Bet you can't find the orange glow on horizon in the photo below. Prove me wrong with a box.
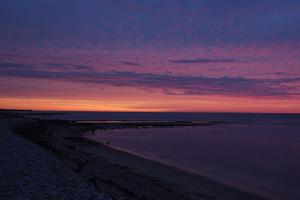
[1,96,300,114]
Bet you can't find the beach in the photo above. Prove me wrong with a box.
[2,1,300,199]
[0,112,270,200]
[0,118,109,200]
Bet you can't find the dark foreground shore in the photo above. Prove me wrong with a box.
[3,114,269,200]
[0,119,109,199]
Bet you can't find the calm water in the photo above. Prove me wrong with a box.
[87,124,300,200]
[34,111,300,199]
[34,111,300,125]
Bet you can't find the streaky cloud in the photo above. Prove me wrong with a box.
[44,62,92,70]
[273,72,291,76]
[168,58,240,64]
[121,61,142,66]
[0,62,34,68]
[0,63,299,97]
[0,54,32,58]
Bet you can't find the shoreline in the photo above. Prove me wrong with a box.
[84,130,275,200]
[0,118,110,199]
[9,116,270,200]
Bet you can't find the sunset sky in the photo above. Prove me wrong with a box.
[1,0,300,113]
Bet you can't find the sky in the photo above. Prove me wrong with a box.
[0,0,300,113]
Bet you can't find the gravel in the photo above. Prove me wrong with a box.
[0,120,111,200]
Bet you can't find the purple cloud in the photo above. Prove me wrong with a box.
[168,58,240,64]
[0,62,34,69]
[121,61,142,66]
[0,62,299,97]
[1,0,299,49]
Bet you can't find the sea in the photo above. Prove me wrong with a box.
[33,111,300,200]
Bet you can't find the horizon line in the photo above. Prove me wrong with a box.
[1,108,300,115]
